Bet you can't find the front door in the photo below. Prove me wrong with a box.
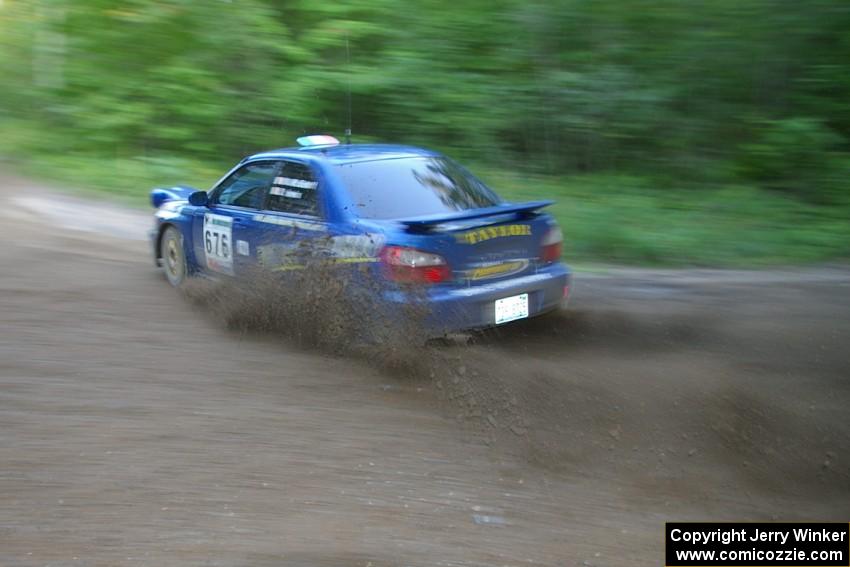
[193,160,279,277]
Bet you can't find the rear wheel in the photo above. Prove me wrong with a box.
[160,226,187,287]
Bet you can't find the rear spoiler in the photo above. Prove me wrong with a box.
[398,200,554,232]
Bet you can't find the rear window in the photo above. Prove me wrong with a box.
[335,157,501,220]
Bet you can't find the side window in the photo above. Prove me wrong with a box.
[264,161,319,217]
[212,162,278,209]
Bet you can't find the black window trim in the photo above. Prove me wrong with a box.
[208,159,282,212]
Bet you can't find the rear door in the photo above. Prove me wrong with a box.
[252,160,329,272]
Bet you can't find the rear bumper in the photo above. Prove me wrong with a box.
[384,263,571,333]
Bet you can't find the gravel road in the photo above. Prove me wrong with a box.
[2,172,848,566]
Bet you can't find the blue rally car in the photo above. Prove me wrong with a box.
[150,136,570,333]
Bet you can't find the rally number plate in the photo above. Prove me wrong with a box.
[495,293,529,325]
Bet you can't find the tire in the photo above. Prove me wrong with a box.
[160,226,187,287]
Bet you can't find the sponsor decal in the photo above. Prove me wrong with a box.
[257,234,384,272]
[256,242,299,269]
[329,234,385,259]
[273,176,317,190]
[466,260,528,281]
[253,214,327,232]
[456,224,531,245]
[270,186,303,199]
[203,213,233,275]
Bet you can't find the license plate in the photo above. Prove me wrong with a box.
[494,293,529,325]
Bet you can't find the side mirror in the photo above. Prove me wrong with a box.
[188,191,209,206]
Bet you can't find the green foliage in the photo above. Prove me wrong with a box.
[1,0,849,264]
[738,118,846,203]
[490,172,850,266]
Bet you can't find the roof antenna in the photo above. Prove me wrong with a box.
[345,33,352,145]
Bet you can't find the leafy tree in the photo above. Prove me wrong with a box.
[0,0,847,202]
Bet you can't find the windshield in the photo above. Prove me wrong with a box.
[335,157,501,219]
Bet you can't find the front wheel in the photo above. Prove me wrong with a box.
[160,226,187,287]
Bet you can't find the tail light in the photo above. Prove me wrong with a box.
[379,246,451,284]
[541,225,563,263]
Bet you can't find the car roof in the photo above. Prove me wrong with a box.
[246,143,440,165]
